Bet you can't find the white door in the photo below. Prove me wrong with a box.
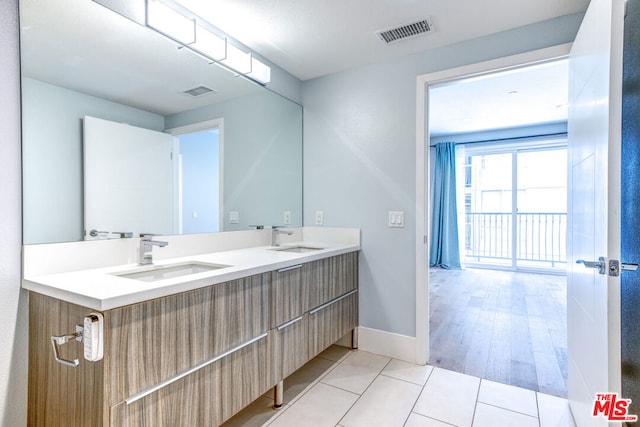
[83,116,174,240]
[567,0,624,425]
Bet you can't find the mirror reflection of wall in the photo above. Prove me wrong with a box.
[20,0,303,245]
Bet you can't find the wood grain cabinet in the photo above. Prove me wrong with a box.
[270,264,308,329]
[272,314,309,381]
[308,251,358,309]
[28,273,271,427]
[28,250,358,427]
[271,252,359,385]
[309,290,359,358]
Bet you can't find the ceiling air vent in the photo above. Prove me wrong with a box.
[183,85,216,97]
[376,18,434,44]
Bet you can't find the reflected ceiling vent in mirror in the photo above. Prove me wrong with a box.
[183,85,217,97]
[376,18,434,44]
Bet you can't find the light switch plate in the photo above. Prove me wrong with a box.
[388,211,404,228]
[315,211,324,226]
[284,211,291,225]
[229,211,239,224]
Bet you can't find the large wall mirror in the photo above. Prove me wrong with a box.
[20,0,303,244]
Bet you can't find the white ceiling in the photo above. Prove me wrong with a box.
[429,60,569,136]
[175,0,588,81]
[20,0,263,116]
[20,0,581,131]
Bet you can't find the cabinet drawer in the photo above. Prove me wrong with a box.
[271,264,308,328]
[308,252,358,309]
[110,334,271,427]
[106,273,270,405]
[309,291,358,358]
[272,314,309,381]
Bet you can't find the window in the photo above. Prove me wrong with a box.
[460,142,567,272]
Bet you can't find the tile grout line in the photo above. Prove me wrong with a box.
[402,363,438,426]
[286,348,354,407]
[263,349,355,427]
[334,356,394,426]
[469,377,484,426]
[536,391,542,427]
[475,400,540,420]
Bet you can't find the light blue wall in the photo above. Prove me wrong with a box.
[302,13,583,337]
[166,90,303,231]
[22,78,165,243]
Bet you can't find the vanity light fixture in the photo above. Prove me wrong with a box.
[221,42,252,74]
[190,23,227,61]
[142,0,271,84]
[146,0,195,45]
[248,57,272,85]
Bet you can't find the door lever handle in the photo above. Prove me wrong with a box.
[576,257,606,274]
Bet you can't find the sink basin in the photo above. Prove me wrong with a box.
[271,245,324,253]
[114,262,230,282]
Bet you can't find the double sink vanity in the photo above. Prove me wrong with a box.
[23,227,360,426]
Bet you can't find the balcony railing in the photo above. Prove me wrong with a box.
[464,212,567,268]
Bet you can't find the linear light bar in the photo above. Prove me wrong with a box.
[141,0,270,85]
[248,57,271,84]
[190,24,227,61]
[221,43,252,74]
[146,0,195,45]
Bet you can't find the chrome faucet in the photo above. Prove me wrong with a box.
[271,226,293,246]
[139,234,168,265]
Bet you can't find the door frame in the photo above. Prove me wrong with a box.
[415,43,572,365]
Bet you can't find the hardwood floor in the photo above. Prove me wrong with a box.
[429,268,567,397]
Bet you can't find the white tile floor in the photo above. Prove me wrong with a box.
[222,346,577,427]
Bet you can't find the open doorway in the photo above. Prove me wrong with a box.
[166,118,224,234]
[425,57,569,397]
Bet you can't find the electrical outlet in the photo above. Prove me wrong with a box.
[283,210,291,225]
[315,210,324,225]
[229,211,239,224]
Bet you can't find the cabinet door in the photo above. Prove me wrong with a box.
[110,335,271,427]
[106,273,270,405]
[272,314,309,381]
[308,252,359,309]
[309,291,358,358]
[271,264,308,328]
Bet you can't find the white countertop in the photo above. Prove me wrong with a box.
[22,241,360,311]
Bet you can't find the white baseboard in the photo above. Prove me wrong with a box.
[357,326,418,364]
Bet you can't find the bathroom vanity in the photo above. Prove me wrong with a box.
[24,229,359,426]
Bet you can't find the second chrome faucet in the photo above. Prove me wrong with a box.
[271,226,293,246]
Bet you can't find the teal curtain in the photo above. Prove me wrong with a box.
[430,142,461,269]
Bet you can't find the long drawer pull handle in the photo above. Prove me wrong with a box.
[277,264,303,273]
[277,316,304,331]
[125,332,268,405]
[310,290,358,315]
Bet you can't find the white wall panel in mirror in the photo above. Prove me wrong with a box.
[83,116,174,240]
